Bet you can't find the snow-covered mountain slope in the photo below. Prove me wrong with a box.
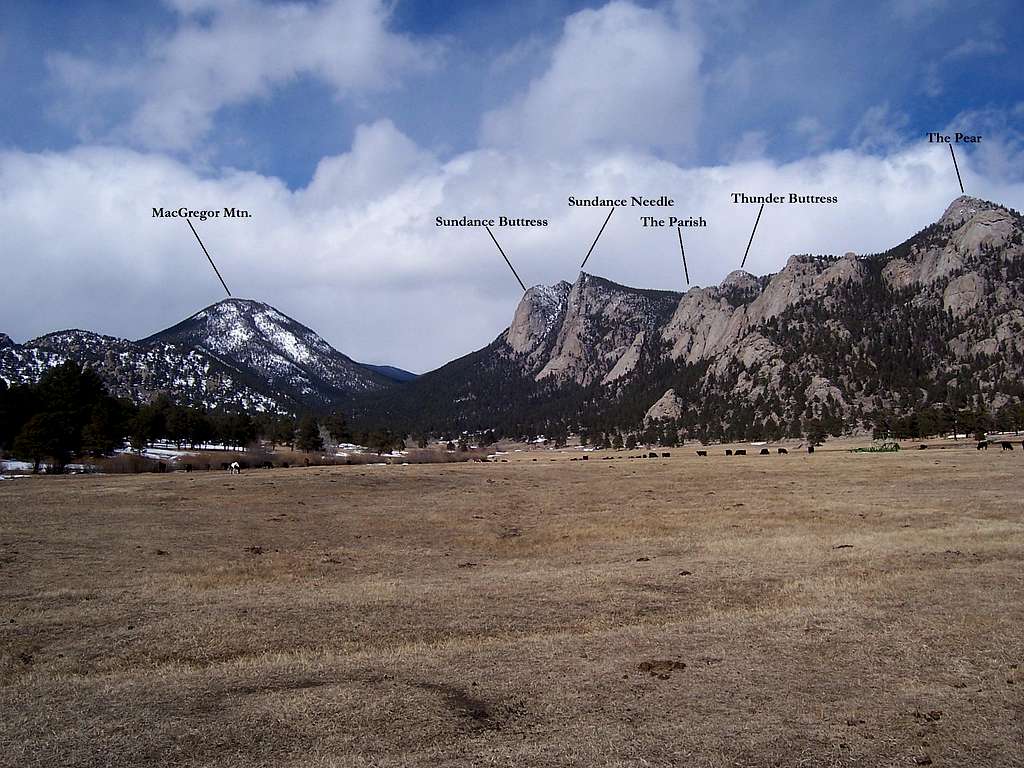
[143,298,389,406]
[2,300,395,412]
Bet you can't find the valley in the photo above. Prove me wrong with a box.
[2,444,1021,766]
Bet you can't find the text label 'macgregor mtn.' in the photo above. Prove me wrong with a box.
[362,195,1024,438]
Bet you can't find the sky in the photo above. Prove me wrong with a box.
[1,0,1023,372]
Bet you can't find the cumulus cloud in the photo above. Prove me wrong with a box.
[7,0,1024,373]
[3,125,1023,372]
[47,0,442,150]
[480,1,702,157]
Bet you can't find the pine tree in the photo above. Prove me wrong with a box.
[295,416,324,453]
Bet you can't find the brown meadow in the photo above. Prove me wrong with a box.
[2,443,1022,766]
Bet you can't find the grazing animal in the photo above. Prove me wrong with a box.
[725,449,733,456]
[735,449,746,456]
[229,461,241,474]
[696,450,707,456]
[777,448,788,455]
[661,452,670,458]
[1001,441,1014,451]
[184,463,193,473]
[759,448,770,455]
[918,444,928,450]
[648,452,658,459]
[807,446,814,454]
[977,441,988,450]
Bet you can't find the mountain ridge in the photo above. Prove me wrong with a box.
[3,194,1022,439]
[1,298,397,413]
[357,194,1024,439]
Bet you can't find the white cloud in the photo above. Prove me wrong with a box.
[2,126,1023,372]
[480,1,702,157]
[850,103,911,153]
[9,0,1024,374]
[47,0,442,150]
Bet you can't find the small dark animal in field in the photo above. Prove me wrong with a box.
[1002,441,1014,451]
[184,463,193,473]
[734,449,746,456]
[807,446,814,454]
[648,452,658,459]
[977,441,988,450]
[759,448,770,455]
[777,448,788,455]
[725,449,732,456]
[662,452,670,458]
[154,461,167,473]
[696,450,707,456]
[581,455,588,460]
[918,444,929,450]
[281,462,289,468]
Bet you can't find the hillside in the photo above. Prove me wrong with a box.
[358,195,1024,439]
[1,299,394,413]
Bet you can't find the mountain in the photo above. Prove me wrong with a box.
[1,299,394,412]
[358,364,419,383]
[143,298,390,407]
[359,195,1024,439]
[5,195,1022,436]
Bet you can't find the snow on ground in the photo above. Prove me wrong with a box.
[1,460,33,471]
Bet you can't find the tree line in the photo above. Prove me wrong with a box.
[0,361,408,472]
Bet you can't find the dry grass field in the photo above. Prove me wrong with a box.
[2,443,1023,767]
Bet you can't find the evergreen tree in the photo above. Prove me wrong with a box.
[322,412,351,444]
[13,413,66,473]
[295,416,324,453]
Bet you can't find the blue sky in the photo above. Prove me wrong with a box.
[1,0,1023,370]
[4,0,1020,184]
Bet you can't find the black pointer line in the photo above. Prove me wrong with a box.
[579,206,616,270]
[740,203,765,270]
[677,227,689,286]
[484,224,527,292]
[186,218,232,297]
[949,144,965,194]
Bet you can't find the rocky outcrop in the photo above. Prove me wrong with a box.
[883,196,1019,291]
[505,281,571,361]
[534,274,677,386]
[644,389,685,422]
[484,196,1022,412]
[943,272,986,317]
